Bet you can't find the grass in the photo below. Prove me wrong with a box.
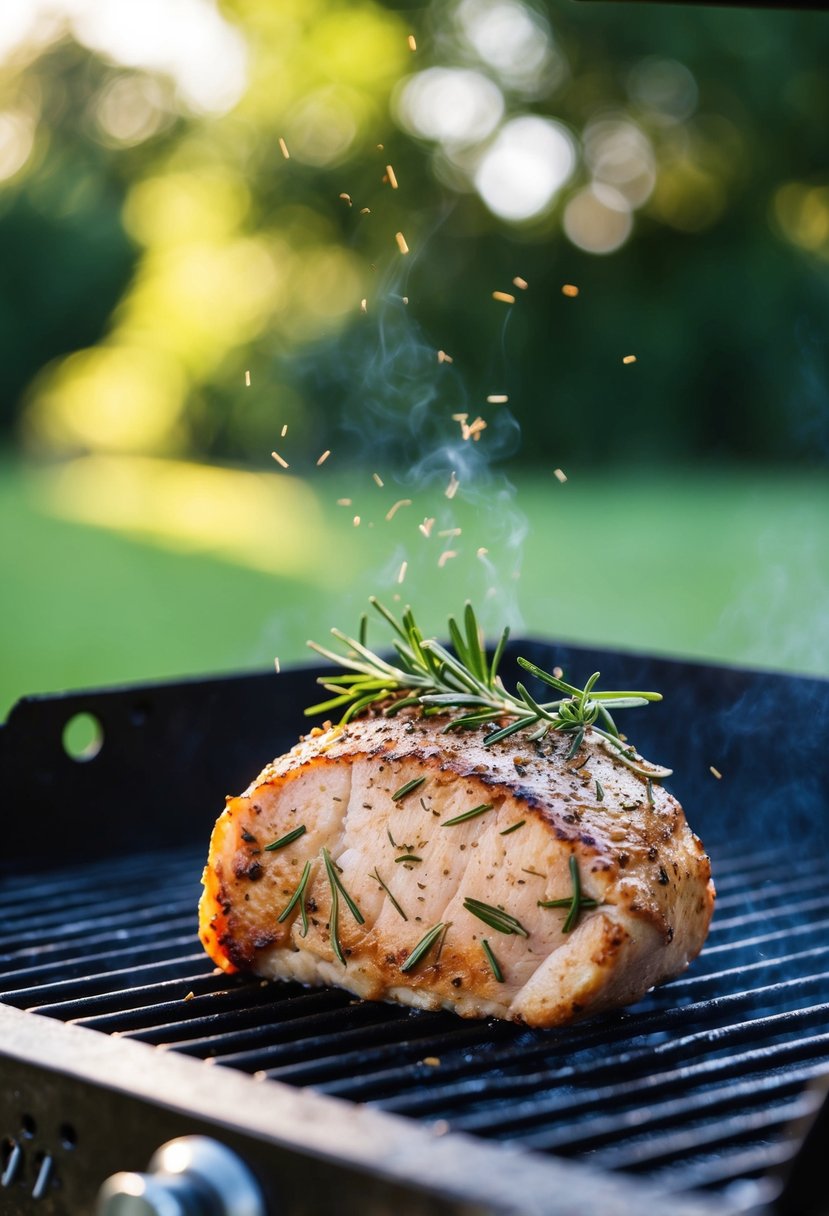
[1,452,827,719]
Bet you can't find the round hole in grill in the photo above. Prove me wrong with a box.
[62,712,104,762]
[59,1123,77,1150]
[21,1114,36,1138]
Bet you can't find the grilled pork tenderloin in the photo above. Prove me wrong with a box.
[199,709,714,1027]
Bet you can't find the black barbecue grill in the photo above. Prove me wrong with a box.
[1,641,827,1216]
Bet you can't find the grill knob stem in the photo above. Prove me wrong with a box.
[96,1136,266,1216]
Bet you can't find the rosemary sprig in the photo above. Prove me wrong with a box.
[401,922,446,973]
[392,776,427,802]
[463,897,528,938]
[481,938,503,982]
[277,860,312,936]
[537,856,600,933]
[264,824,307,852]
[306,600,670,779]
[442,803,493,827]
[370,868,407,920]
[322,847,364,965]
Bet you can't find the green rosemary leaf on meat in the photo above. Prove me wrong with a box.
[442,802,493,827]
[595,779,604,802]
[322,848,364,963]
[392,776,427,802]
[395,854,422,864]
[463,897,528,938]
[264,824,307,852]
[277,860,312,936]
[387,827,397,848]
[500,820,526,836]
[370,868,407,920]
[537,856,599,933]
[307,599,669,777]
[481,938,503,982]
[401,922,446,973]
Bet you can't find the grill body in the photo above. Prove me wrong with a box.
[1,641,827,1215]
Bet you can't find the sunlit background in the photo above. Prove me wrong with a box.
[1,0,828,716]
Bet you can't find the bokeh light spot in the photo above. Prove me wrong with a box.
[563,184,633,254]
[474,115,576,222]
[396,68,504,147]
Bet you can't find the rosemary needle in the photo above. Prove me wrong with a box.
[595,780,604,802]
[277,860,312,936]
[401,922,445,973]
[500,820,526,836]
[371,868,407,920]
[482,938,503,982]
[306,599,670,781]
[395,854,422,864]
[322,848,364,964]
[537,856,599,933]
[392,776,427,802]
[264,824,307,851]
[463,897,528,937]
[442,803,493,827]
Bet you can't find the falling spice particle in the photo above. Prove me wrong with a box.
[337,498,352,506]
[245,370,251,387]
[386,164,399,189]
[360,298,367,313]
[513,276,528,290]
[397,560,408,585]
[278,137,290,159]
[408,33,417,50]
[438,528,461,538]
[554,468,568,483]
[183,991,195,1001]
[274,657,281,674]
[562,284,579,298]
[395,231,409,255]
[553,666,563,679]
[477,547,489,559]
[339,192,352,206]
[710,766,723,779]
[419,517,435,538]
[623,354,637,365]
[360,207,371,215]
[492,290,516,304]
[487,394,508,404]
[372,472,384,488]
[271,451,289,469]
[438,550,458,568]
[461,416,487,441]
[402,296,409,305]
[423,1057,441,1067]
[353,516,361,527]
[385,498,412,521]
[317,450,331,466]
[445,471,460,499]
[437,349,454,364]
[281,424,288,437]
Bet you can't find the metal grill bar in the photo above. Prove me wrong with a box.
[2,836,828,1212]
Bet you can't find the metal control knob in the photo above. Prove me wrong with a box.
[97,1136,266,1216]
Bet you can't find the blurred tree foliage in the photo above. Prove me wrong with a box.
[0,0,827,468]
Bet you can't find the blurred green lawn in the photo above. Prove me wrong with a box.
[1,453,827,719]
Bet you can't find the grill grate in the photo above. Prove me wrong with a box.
[2,836,827,1208]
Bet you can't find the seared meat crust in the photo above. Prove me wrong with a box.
[199,711,714,1026]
